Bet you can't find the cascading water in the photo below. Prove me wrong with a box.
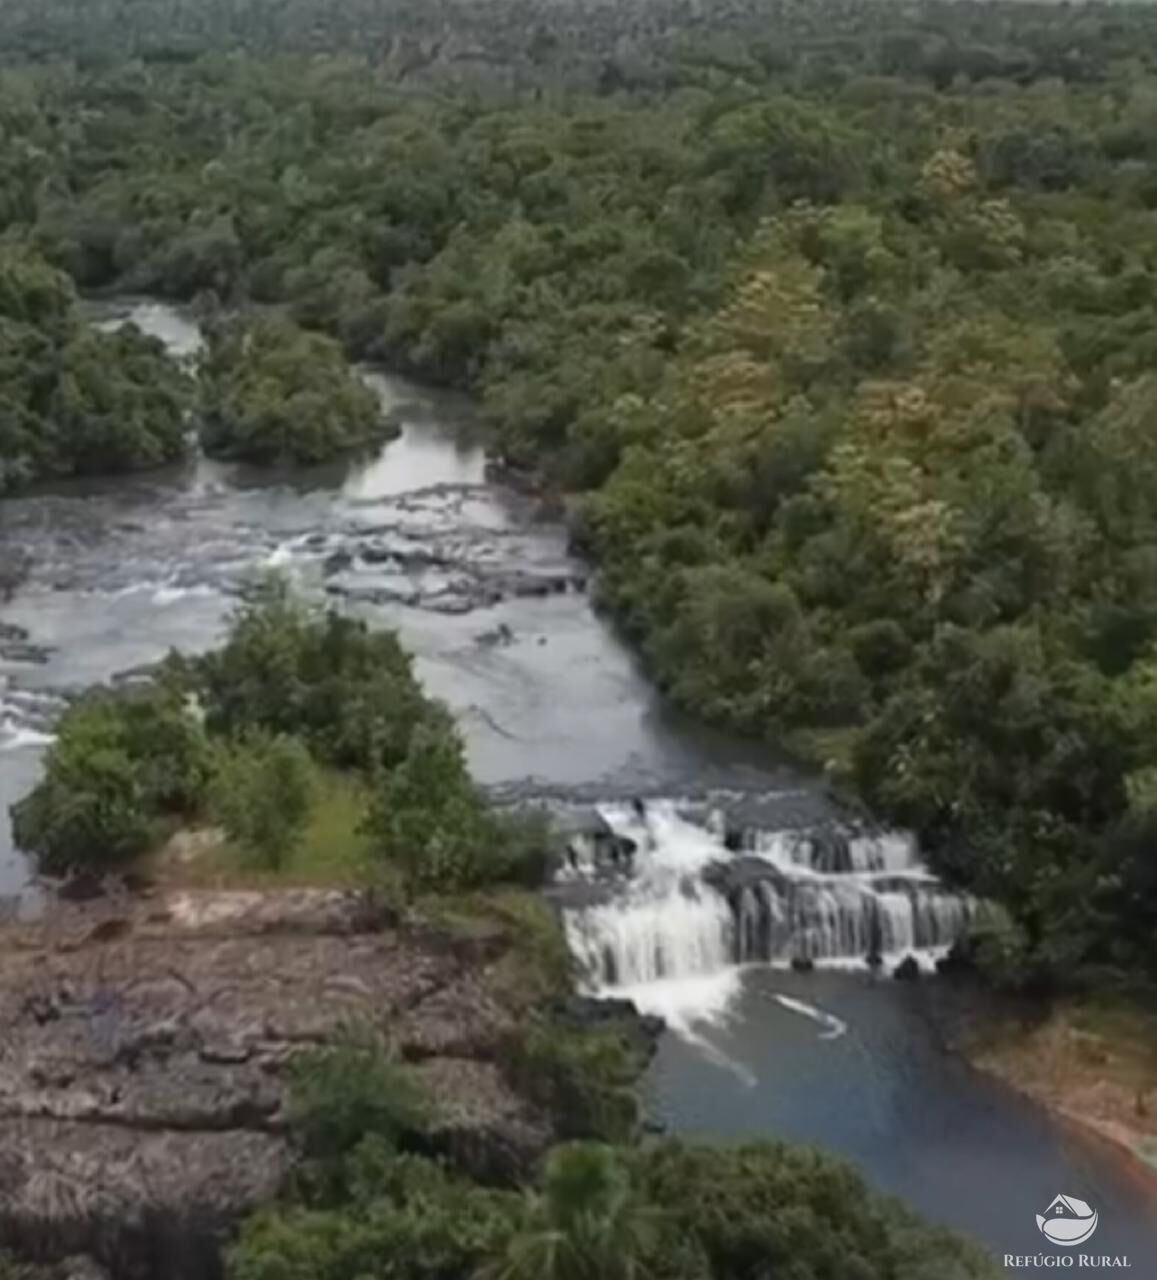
[562,799,974,1029]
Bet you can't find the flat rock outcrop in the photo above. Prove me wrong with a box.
[0,889,552,1280]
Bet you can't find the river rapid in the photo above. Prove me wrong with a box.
[1,302,1155,1275]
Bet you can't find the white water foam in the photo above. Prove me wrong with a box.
[151,583,218,606]
[562,800,973,1040]
[0,717,56,752]
[772,993,847,1041]
[564,802,742,1029]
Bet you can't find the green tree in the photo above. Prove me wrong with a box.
[289,1033,430,1164]
[198,314,389,465]
[11,686,211,875]
[197,578,435,772]
[210,731,316,870]
[360,721,498,894]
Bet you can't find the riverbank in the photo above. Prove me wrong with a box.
[964,998,1157,1190]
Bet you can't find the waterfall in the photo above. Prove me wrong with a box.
[562,799,974,1027]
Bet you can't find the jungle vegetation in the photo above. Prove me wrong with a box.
[12,578,544,893]
[4,0,1157,991]
[226,1035,997,1280]
[0,245,188,491]
[198,314,391,465]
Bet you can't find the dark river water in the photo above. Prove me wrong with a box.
[2,301,1156,1275]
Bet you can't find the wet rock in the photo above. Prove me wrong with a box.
[790,956,815,973]
[560,808,636,872]
[357,543,396,564]
[322,548,353,575]
[935,943,972,978]
[894,954,921,981]
[0,641,52,664]
[0,549,32,602]
[866,951,884,971]
[474,623,514,648]
[702,856,791,898]
[543,994,663,1060]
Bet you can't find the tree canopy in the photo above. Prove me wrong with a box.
[5,0,1157,981]
[198,315,389,465]
[0,245,188,491]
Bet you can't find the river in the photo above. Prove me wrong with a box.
[1,301,1155,1274]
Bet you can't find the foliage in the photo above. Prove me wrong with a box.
[230,1151,519,1280]
[228,1134,997,1280]
[500,1014,644,1144]
[198,315,389,465]
[11,685,211,876]
[633,1141,999,1279]
[196,577,441,772]
[3,0,1157,984]
[209,731,316,870]
[289,1032,431,1164]
[12,580,541,896]
[0,244,188,491]
[489,1142,658,1280]
[361,724,546,896]
[422,887,573,1005]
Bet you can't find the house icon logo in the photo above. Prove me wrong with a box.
[1036,1194,1098,1247]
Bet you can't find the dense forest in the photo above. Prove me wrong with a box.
[5,0,1157,991]
[9,0,1157,1273]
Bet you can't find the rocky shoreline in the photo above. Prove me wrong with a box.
[948,997,1157,1195]
[0,886,633,1280]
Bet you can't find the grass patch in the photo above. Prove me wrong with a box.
[162,768,374,888]
[416,887,574,1006]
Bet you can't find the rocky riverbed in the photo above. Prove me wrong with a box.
[0,886,586,1279]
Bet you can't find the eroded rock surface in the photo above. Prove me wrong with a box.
[0,889,551,1280]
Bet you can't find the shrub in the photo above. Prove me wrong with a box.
[229,1153,518,1280]
[500,1016,643,1144]
[0,245,189,492]
[10,686,211,875]
[210,732,316,870]
[360,722,533,895]
[197,578,437,772]
[289,1032,431,1163]
[633,1141,1000,1280]
[198,314,390,465]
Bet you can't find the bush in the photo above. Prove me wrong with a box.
[197,578,438,772]
[198,314,390,465]
[210,732,316,870]
[633,1141,1000,1279]
[360,722,538,895]
[289,1032,431,1163]
[229,1153,518,1280]
[10,686,211,876]
[500,1015,643,1144]
[0,245,189,492]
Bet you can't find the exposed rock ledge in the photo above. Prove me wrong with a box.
[0,889,553,1280]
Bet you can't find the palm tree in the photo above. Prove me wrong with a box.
[486,1142,658,1280]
